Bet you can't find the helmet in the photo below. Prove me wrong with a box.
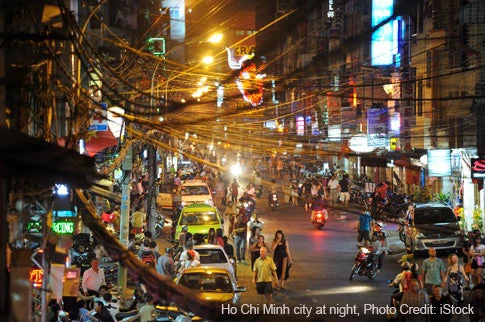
[181,225,188,232]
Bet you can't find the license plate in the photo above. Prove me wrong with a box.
[434,240,448,245]
[317,219,322,223]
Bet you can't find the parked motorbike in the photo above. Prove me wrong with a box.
[71,250,96,275]
[269,193,279,210]
[154,211,167,238]
[310,209,328,230]
[349,245,379,280]
[72,233,94,253]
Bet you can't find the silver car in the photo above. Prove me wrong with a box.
[405,203,464,255]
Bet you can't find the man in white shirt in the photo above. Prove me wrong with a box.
[327,175,340,205]
[82,258,106,296]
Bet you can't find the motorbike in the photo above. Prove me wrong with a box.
[71,250,96,275]
[349,245,379,280]
[154,211,167,238]
[72,233,94,253]
[311,209,328,230]
[269,193,279,210]
[397,219,407,243]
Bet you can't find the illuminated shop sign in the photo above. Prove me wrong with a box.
[29,269,44,288]
[371,0,403,66]
[471,158,485,178]
[52,221,75,234]
[296,116,305,136]
[428,149,451,177]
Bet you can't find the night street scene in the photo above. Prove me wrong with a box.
[2,0,485,321]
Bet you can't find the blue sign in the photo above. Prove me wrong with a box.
[88,124,108,131]
[371,0,394,66]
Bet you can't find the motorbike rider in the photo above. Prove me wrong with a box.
[372,221,391,254]
[388,261,411,310]
[268,179,278,207]
[310,194,328,222]
[368,234,385,273]
[254,171,263,197]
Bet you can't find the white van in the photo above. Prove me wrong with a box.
[181,180,214,206]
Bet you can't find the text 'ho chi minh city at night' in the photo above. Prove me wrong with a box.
[1,0,485,321]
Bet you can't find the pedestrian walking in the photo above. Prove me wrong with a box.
[469,235,485,286]
[81,258,106,297]
[357,209,372,247]
[156,248,175,280]
[422,247,446,295]
[207,227,217,245]
[252,247,278,305]
[444,253,468,306]
[271,230,293,290]
[225,200,237,238]
[248,227,263,270]
[233,214,248,263]
[131,206,146,234]
[400,279,430,322]
[429,285,452,322]
[230,178,239,203]
[327,175,340,205]
[338,174,350,207]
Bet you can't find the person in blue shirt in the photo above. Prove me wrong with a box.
[357,209,373,247]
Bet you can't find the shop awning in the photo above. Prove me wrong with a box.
[360,157,388,168]
[0,127,99,187]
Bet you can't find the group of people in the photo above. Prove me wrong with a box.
[287,173,351,211]
[386,228,485,322]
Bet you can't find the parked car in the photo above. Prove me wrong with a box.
[175,203,223,240]
[404,202,464,256]
[176,267,246,305]
[193,244,237,279]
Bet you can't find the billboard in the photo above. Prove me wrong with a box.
[428,149,451,177]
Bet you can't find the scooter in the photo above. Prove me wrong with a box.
[269,193,279,210]
[154,211,166,238]
[310,209,328,230]
[349,245,379,280]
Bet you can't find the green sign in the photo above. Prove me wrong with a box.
[52,221,75,234]
[147,38,166,56]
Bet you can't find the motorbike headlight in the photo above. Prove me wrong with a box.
[416,232,425,239]
[243,202,248,208]
[454,230,462,236]
[361,247,370,254]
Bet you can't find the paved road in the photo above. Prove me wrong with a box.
[157,197,405,322]
[155,194,475,322]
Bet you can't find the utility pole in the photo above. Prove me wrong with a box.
[118,145,132,289]
[146,145,157,234]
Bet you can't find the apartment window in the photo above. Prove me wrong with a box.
[416,81,423,116]
[235,30,245,36]
[426,51,432,88]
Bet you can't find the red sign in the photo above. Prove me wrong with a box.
[29,269,44,288]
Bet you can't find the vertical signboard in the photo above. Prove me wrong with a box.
[371,0,394,66]
[428,149,451,177]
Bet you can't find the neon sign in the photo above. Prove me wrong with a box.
[29,269,44,288]
[52,221,75,234]
[371,0,394,66]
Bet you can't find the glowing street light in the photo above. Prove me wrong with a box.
[201,56,214,65]
[207,33,223,43]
